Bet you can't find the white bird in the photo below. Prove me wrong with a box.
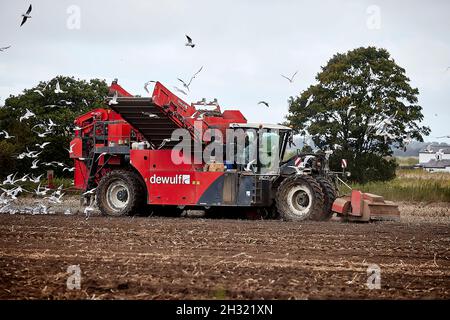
[0,45,11,52]
[1,130,14,139]
[64,208,72,215]
[83,188,96,196]
[33,89,44,97]
[281,71,298,83]
[157,138,172,150]
[2,173,18,186]
[258,101,269,107]
[33,130,52,138]
[35,142,50,149]
[173,86,188,96]
[305,94,314,108]
[20,4,32,27]
[19,108,35,122]
[144,80,156,94]
[177,66,203,91]
[54,81,66,94]
[17,174,29,182]
[31,159,39,169]
[47,118,58,129]
[109,90,118,105]
[346,105,356,117]
[62,167,75,172]
[66,143,76,154]
[34,183,50,196]
[244,159,257,172]
[29,174,43,183]
[45,192,65,204]
[185,34,195,48]
[142,112,159,118]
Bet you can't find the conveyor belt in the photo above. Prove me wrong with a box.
[109,97,182,148]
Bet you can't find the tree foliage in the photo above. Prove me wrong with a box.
[287,47,430,183]
[0,76,109,178]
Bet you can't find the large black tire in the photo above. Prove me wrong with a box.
[96,169,146,217]
[275,175,325,221]
[311,177,337,221]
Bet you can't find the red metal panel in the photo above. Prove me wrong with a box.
[350,190,363,216]
[74,159,87,189]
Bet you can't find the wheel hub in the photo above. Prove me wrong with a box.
[106,181,130,212]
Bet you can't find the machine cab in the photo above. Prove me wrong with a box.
[227,123,292,175]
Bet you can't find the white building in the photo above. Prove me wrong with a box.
[418,144,450,164]
[418,144,450,173]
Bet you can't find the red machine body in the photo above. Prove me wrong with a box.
[71,80,248,206]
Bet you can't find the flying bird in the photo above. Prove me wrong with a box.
[346,105,356,117]
[19,108,35,122]
[258,101,269,107]
[54,81,66,94]
[29,174,43,183]
[33,89,44,97]
[281,71,298,83]
[20,4,32,27]
[173,86,188,96]
[144,80,156,94]
[35,142,50,149]
[0,130,14,139]
[109,91,118,105]
[142,112,159,119]
[158,138,172,150]
[185,34,195,48]
[31,159,39,169]
[177,66,203,91]
[83,188,96,196]
[0,46,11,52]
[305,94,314,108]
[62,167,75,172]
[436,135,450,139]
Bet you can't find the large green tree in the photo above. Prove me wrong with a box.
[0,76,109,178]
[287,47,430,183]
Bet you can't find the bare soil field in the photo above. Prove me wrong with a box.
[0,199,449,299]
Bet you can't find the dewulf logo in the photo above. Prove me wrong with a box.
[149,174,191,185]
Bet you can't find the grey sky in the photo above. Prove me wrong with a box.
[0,0,449,141]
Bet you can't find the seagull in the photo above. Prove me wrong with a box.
[34,184,50,196]
[142,112,159,118]
[33,89,44,97]
[67,143,76,153]
[109,90,118,105]
[29,174,43,183]
[244,159,257,172]
[20,4,32,27]
[2,173,18,186]
[64,208,72,215]
[19,108,35,122]
[54,81,66,94]
[35,142,50,149]
[258,101,269,107]
[281,71,298,83]
[1,130,14,139]
[83,188,96,196]
[31,159,40,169]
[436,135,450,139]
[346,105,356,117]
[305,94,314,107]
[45,192,65,204]
[62,167,75,172]
[144,80,156,94]
[177,66,203,91]
[0,46,11,52]
[47,118,58,129]
[173,86,188,96]
[17,174,30,182]
[33,130,52,138]
[185,34,195,48]
[157,138,172,150]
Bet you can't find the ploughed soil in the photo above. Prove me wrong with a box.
[0,200,448,299]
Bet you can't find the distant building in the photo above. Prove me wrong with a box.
[417,144,450,173]
[418,144,450,164]
[421,159,450,173]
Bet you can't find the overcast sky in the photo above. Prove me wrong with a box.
[1,0,449,141]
